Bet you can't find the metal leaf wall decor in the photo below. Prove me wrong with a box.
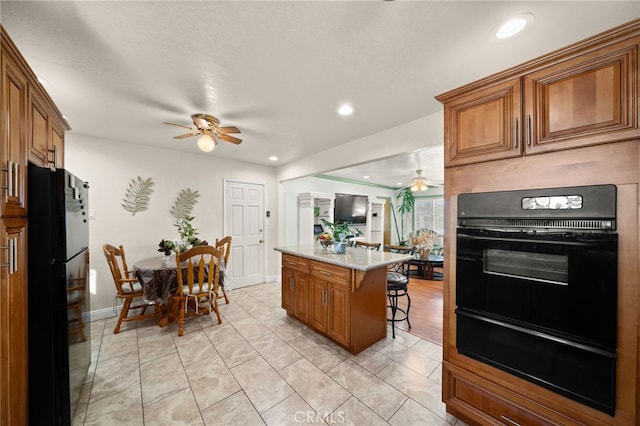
[121,176,155,216]
[170,188,200,220]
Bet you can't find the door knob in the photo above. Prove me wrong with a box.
[259,239,264,243]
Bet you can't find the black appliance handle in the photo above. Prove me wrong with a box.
[456,309,617,358]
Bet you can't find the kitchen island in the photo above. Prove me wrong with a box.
[274,245,413,354]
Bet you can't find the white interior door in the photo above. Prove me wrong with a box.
[224,180,264,288]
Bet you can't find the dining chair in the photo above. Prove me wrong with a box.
[383,244,414,338]
[355,241,381,251]
[172,245,223,336]
[214,236,232,304]
[103,244,161,334]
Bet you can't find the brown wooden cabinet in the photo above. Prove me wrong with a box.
[439,23,639,167]
[438,19,640,426]
[0,218,27,426]
[1,26,68,425]
[281,254,310,323]
[29,87,65,168]
[0,47,28,217]
[308,261,351,347]
[277,250,389,354]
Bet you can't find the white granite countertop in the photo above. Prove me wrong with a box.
[274,244,413,271]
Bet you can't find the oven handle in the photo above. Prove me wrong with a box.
[457,232,614,247]
[483,270,568,286]
[456,309,617,358]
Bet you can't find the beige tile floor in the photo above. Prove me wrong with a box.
[73,282,466,426]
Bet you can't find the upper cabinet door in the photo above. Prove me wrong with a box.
[442,78,522,167]
[524,37,639,155]
[0,50,27,217]
[29,88,51,167]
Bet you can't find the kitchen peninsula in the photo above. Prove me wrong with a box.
[275,245,412,354]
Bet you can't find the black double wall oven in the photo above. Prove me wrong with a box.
[456,185,618,416]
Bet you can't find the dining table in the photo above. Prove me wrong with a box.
[133,254,226,326]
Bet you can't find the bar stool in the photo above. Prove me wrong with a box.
[384,244,413,338]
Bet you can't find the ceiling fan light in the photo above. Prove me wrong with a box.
[197,134,215,152]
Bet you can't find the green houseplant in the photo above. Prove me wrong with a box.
[393,188,415,245]
[319,219,356,253]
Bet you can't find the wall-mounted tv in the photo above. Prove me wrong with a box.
[334,193,368,224]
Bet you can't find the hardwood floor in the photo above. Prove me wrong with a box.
[391,277,443,345]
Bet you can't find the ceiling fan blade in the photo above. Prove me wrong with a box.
[163,121,193,130]
[217,133,242,144]
[173,133,198,139]
[217,126,241,134]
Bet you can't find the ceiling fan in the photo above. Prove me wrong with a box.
[405,168,441,192]
[164,113,242,152]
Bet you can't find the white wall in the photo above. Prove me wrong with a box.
[65,134,279,317]
[281,176,397,246]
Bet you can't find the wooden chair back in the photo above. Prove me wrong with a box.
[355,241,381,251]
[214,236,232,304]
[102,243,139,295]
[215,236,232,268]
[175,245,223,297]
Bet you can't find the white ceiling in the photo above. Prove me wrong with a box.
[2,1,639,189]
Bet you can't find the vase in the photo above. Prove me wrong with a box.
[333,241,347,254]
[419,248,431,260]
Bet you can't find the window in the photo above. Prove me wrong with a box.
[414,197,444,243]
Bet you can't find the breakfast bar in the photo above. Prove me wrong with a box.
[274,245,413,354]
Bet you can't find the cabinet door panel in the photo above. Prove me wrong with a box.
[327,283,350,346]
[309,277,327,332]
[1,52,27,216]
[0,218,27,426]
[293,272,309,322]
[29,89,50,166]
[443,78,521,167]
[281,268,294,312]
[525,39,639,154]
[51,120,65,169]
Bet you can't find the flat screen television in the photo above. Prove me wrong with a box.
[334,193,368,224]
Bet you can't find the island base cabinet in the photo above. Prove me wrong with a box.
[279,252,388,355]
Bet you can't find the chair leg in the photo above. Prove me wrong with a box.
[114,297,132,334]
[388,290,398,339]
[212,297,222,324]
[405,290,411,329]
[221,286,229,304]
[177,299,186,337]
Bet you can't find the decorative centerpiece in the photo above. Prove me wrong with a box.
[319,219,359,254]
[158,216,208,259]
[409,228,438,259]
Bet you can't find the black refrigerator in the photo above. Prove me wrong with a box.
[28,165,91,425]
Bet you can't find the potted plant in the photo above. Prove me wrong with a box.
[320,219,353,254]
[393,188,415,245]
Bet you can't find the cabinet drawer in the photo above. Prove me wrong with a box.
[310,261,350,285]
[282,254,310,273]
[444,364,561,426]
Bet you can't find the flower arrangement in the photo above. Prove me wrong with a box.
[409,228,439,250]
[158,216,208,255]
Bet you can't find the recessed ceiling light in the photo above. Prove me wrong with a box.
[363,175,370,179]
[495,13,534,39]
[397,182,403,186]
[269,156,278,161]
[338,104,353,116]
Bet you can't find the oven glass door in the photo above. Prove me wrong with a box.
[456,228,617,349]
